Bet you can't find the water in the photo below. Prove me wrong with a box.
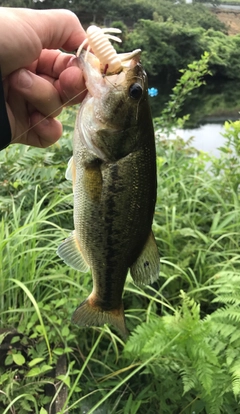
[205,2,240,10]
[176,124,225,156]
[149,78,240,154]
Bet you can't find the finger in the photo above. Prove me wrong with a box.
[32,52,87,104]
[14,112,63,148]
[9,69,63,117]
[56,65,87,104]
[34,49,73,78]
[1,9,86,76]
[37,9,86,51]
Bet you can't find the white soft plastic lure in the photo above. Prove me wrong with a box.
[77,25,141,74]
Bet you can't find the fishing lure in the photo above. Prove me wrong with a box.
[77,25,123,74]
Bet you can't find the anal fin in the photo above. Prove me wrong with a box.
[130,231,160,286]
[57,231,89,273]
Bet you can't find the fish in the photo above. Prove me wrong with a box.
[57,43,159,340]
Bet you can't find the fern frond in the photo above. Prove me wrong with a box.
[180,366,197,395]
[125,316,162,357]
[210,320,238,340]
[229,362,240,397]
[213,307,240,324]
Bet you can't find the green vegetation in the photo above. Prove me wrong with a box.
[1,55,240,412]
[120,19,240,79]
[3,0,240,79]
[1,0,240,411]
[150,77,240,127]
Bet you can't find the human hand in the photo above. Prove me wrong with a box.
[1,7,86,148]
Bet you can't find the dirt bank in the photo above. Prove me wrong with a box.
[212,8,240,35]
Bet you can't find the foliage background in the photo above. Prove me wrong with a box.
[1,1,240,413]
[1,58,240,412]
[2,0,240,79]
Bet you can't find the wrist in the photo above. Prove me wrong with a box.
[0,68,11,150]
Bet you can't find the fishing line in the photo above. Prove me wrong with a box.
[11,52,141,143]
[10,87,88,144]
[104,76,121,91]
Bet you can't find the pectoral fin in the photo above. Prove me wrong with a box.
[130,231,160,285]
[57,231,89,272]
[65,156,76,191]
[65,156,73,181]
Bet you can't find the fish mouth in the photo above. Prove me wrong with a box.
[117,49,142,70]
[78,48,142,101]
[78,48,142,76]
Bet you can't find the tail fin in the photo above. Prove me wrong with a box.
[71,295,129,340]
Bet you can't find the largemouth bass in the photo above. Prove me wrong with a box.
[58,43,159,339]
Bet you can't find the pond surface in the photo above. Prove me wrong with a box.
[149,78,240,154]
[176,124,225,156]
[205,3,240,10]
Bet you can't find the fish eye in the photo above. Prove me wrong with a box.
[129,83,143,100]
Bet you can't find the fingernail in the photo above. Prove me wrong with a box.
[18,69,33,88]
[67,56,79,68]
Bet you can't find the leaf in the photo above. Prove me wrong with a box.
[56,298,68,308]
[20,399,32,412]
[40,408,48,414]
[27,358,52,379]
[61,326,70,337]
[5,354,13,366]
[11,335,20,344]
[177,227,198,238]
[0,332,12,345]
[210,211,221,233]
[57,374,71,388]
[53,347,64,356]
[26,366,41,377]
[12,353,26,366]
[40,364,53,374]
[64,347,73,353]
[28,357,45,367]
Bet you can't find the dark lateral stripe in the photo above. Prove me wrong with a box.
[101,163,123,308]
